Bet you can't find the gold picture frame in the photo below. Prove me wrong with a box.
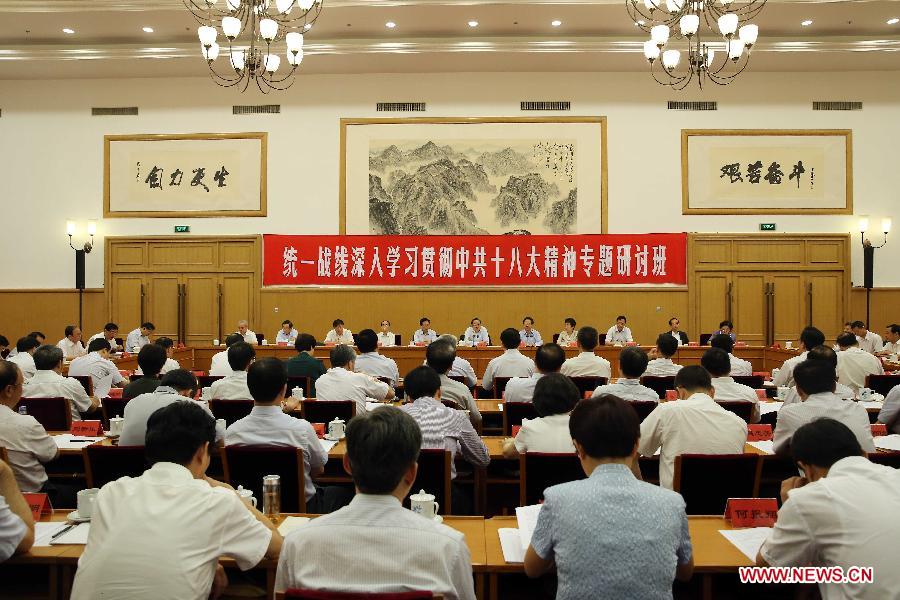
[340,116,608,235]
[682,129,852,215]
[104,132,267,218]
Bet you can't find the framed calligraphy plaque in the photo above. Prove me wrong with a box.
[682,130,852,215]
[104,132,267,218]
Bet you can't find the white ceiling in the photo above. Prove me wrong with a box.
[0,0,898,79]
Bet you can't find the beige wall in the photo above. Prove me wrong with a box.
[0,290,106,346]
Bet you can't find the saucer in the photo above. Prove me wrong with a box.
[323,434,345,441]
[433,515,443,524]
[67,511,91,523]
[104,432,120,439]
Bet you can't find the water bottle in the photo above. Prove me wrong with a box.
[18,405,27,416]
[263,474,281,521]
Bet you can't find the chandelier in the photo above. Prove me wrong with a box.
[626,0,765,90]
[185,0,324,93]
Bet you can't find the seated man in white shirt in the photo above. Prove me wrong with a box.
[0,458,34,562]
[463,317,490,346]
[700,347,760,423]
[482,328,535,395]
[850,320,883,354]
[88,323,122,353]
[274,407,476,599]
[782,345,854,405]
[275,320,298,346]
[209,342,255,400]
[519,316,543,347]
[773,326,826,388]
[440,335,477,387]
[353,329,400,387]
[0,361,75,508]
[124,322,155,354]
[376,320,396,347]
[412,317,438,346]
[836,332,884,393]
[505,343,565,403]
[71,401,282,600]
[877,323,900,357]
[556,317,578,347]
[67,338,126,399]
[604,315,633,346]
[709,334,752,376]
[8,337,40,381]
[56,325,86,360]
[227,357,351,514]
[591,347,659,402]
[426,340,481,427]
[153,337,181,375]
[503,373,578,458]
[645,334,683,377]
[236,320,258,346]
[639,366,748,489]
[561,326,611,379]
[120,369,224,446]
[758,418,900,600]
[773,359,874,455]
[315,345,394,414]
[209,333,243,377]
[323,319,354,346]
[23,345,99,422]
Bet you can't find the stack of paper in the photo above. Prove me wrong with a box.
[365,402,396,412]
[759,402,783,416]
[277,516,310,536]
[34,522,91,546]
[874,434,900,452]
[860,400,885,410]
[318,439,338,453]
[53,434,104,450]
[719,527,772,561]
[497,504,542,563]
[747,440,775,455]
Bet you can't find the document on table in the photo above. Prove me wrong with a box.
[874,434,900,451]
[53,434,104,450]
[318,439,338,453]
[719,527,772,562]
[34,522,69,547]
[747,440,775,455]
[34,522,92,546]
[759,402,783,416]
[860,400,885,410]
[515,504,542,551]
[497,404,503,411]
[365,402,397,412]
[497,503,544,564]
[277,516,310,537]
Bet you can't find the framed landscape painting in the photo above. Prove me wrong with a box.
[682,129,852,215]
[340,117,608,235]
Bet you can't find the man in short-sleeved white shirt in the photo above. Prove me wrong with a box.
[759,418,900,600]
[701,348,760,423]
[482,328,535,393]
[560,327,611,379]
[709,334,752,376]
[639,366,747,489]
[412,318,438,345]
[505,343,565,403]
[7,337,39,381]
[604,317,633,346]
[209,342,255,400]
[236,320,258,346]
[315,345,393,414]
[324,320,354,345]
[836,333,884,392]
[56,326,86,360]
[209,334,242,377]
[23,346,98,422]
[67,339,126,399]
[125,323,154,354]
[353,329,400,387]
[88,323,122,353]
[851,321,883,354]
[591,347,659,403]
[773,327,826,388]
[645,333,683,378]
[71,402,280,600]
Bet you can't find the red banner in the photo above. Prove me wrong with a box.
[263,234,687,287]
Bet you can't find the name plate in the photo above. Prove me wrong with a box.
[312,423,325,438]
[747,424,773,441]
[725,498,778,528]
[23,493,52,521]
[512,425,522,437]
[71,420,103,436]
[665,390,678,401]
[755,389,767,400]
[871,423,888,437]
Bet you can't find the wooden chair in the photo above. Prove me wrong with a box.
[282,591,437,599]
[866,375,900,398]
[673,454,762,515]
[18,397,72,431]
[128,374,144,383]
[100,397,130,429]
[405,448,452,516]
[223,446,308,512]
[69,375,93,396]
[717,401,755,423]
[487,376,512,400]
[447,375,475,392]
[867,451,900,469]
[197,375,225,389]
[301,400,356,425]
[640,376,676,400]
[209,399,254,426]
[0,446,8,464]
[519,452,584,505]
[732,375,764,389]
[441,399,462,410]
[568,376,608,397]
[84,445,148,488]
[628,401,659,423]
[286,376,311,398]
[502,402,538,436]
[699,333,713,346]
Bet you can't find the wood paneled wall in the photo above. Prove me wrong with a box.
[258,288,688,346]
[0,290,106,344]
[850,288,900,335]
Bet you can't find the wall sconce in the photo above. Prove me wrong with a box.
[857,215,891,327]
[66,220,97,328]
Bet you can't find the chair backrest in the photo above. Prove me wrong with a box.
[223,445,306,512]
[351,333,359,346]
[502,402,538,436]
[394,334,402,346]
[640,376,676,399]
[301,400,356,424]
[18,397,72,431]
[0,446,8,463]
[552,333,560,344]
[567,376,608,396]
[673,454,762,515]
[256,332,265,345]
[732,375,764,389]
[283,591,435,600]
[597,333,607,346]
[129,374,144,382]
[441,399,462,410]
[405,448,451,515]
[447,375,474,391]
[491,376,512,399]
[209,399,255,426]
[520,452,585,505]
[628,401,659,423]
[867,451,900,469]
[84,445,148,488]
[716,401,754,423]
[101,397,130,429]
[866,375,900,398]
[286,376,311,398]
[70,375,93,396]
[699,333,713,346]
[197,375,225,389]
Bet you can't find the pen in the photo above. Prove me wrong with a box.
[50,524,76,540]
[68,438,95,442]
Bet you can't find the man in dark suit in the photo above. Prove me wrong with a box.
[663,317,689,346]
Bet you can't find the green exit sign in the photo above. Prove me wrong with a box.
[759,223,777,231]
[174,225,190,233]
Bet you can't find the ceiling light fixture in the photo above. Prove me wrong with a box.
[888,18,899,25]
[143,26,155,33]
[468,20,479,27]
[385,21,396,28]
[187,0,324,94]
[63,28,75,34]
[801,19,813,26]
[551,20,562,27]
[629,0,765,90]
